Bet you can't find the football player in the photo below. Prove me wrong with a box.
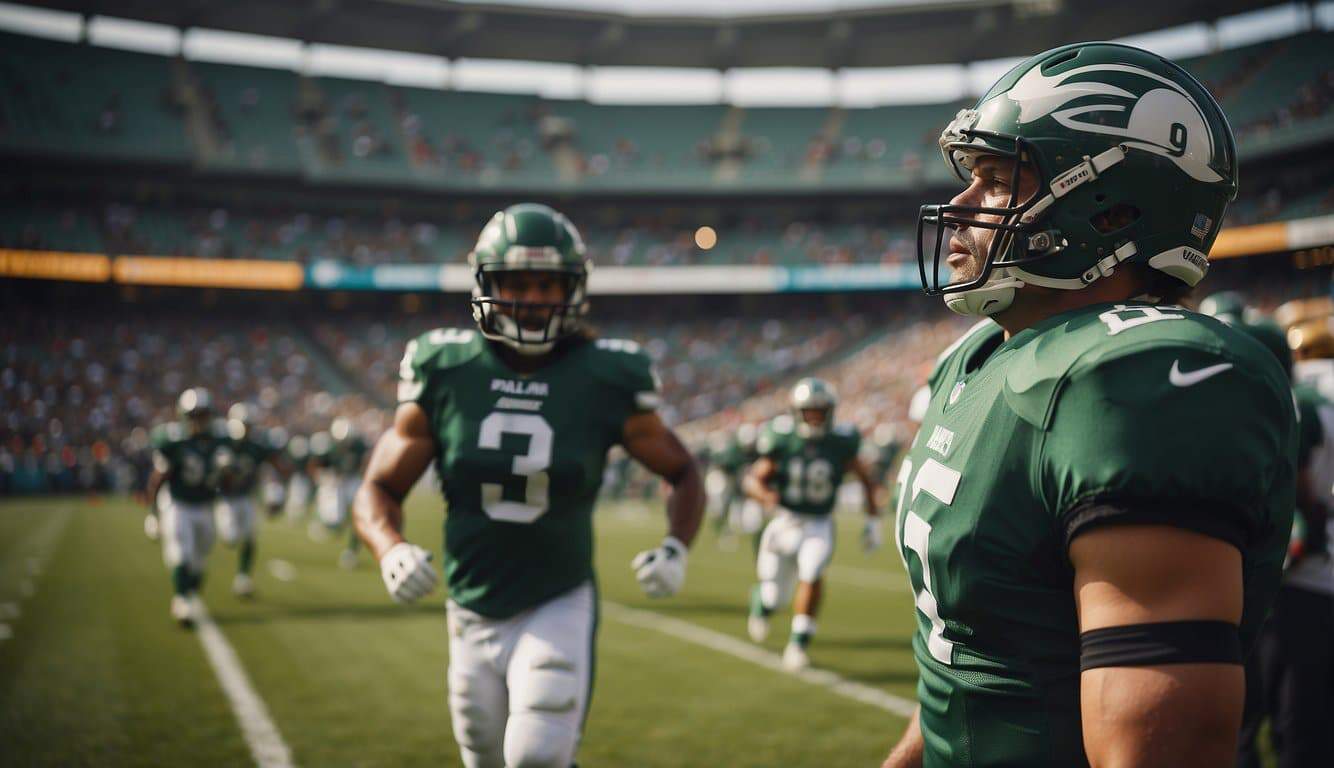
[311,418,370,568]
[146,388,223,627]
[744,378,882,671]
[353,203,705,768]
[1222,308,1334,768]
[214,403,289,598]
[881,43,1296,768]
[705,430,746,542]
[282,433,314,523]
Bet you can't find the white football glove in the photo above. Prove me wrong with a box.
[862,517,884,553]
[379,542,438,604]
[631,536,688,598]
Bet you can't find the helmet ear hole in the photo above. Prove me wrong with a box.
[1040,49,1080,73]
[1089,204,1141,235]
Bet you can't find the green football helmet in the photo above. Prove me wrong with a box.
[919,42,1238,316]
[1198,290,1248,322]
[177,388,214,434]
[468,202,592,356]
[227,402,254,440]
[790,378,837,439]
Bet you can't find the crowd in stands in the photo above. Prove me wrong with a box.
[310,305,878,426]
[4,264,1327,497]
[0,310,386,494]
[6,174,1331,267]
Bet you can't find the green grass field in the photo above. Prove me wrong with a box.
[0,494,919,767]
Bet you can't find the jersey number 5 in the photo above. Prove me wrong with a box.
[895,456,961,665]
[478,411,552,524]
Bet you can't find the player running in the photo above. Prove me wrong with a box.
[146,388,223,628]
[354,203,704,768]
[311,418,370,568]
[214,403,288,598]
[744,377,882,671]
[882,42,1297,768]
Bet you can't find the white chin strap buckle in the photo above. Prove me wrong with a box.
[1081,241,1138,284]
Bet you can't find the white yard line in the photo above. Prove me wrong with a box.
[0,509,71,643]
[603,602,916,718]
[190,597,296,768]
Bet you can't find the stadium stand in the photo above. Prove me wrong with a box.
[3,30,1331,190]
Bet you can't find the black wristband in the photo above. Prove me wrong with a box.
[1079,620,1242,672]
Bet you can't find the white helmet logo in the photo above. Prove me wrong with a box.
[1007,63,1222,183]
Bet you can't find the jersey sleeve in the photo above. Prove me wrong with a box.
[150,425,176,471]
[589,339,663,444]
[1039,345,1298,551]
[755,418,791,459]
[397,328,482,416]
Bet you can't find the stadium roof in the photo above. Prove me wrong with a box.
[23,0,1283,68]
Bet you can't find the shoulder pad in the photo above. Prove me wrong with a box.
[399,327,482,402]
[414,328,484,371]
[1003,304,1285,429]
[587,338,661,406]
[928,320,1002,390]
[152,423,181,447]
[833,423,858,438]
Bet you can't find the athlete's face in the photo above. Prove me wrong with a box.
[946,154,1040,283]
[493,271,570,331]
[187,412,211,436]
[800,408,829,429]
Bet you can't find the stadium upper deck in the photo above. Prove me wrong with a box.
[2,29,1331,194]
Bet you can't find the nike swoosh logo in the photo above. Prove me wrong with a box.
[1169,360,1233,387]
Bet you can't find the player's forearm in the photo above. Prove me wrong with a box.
[664,461,705,547]
[145,471,165,512]
[881,706,924,768]
[742,473,775,504]
[353,480,407,561]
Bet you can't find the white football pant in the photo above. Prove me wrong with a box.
[215,496,256,546]
[316,473,360,529]
[446,581,595,768]
[285,474,312,522]
[159,492,215,573]
[756,510,835,610]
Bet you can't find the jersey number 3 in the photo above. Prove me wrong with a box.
[895,456,961,665]
[478,411,552,524]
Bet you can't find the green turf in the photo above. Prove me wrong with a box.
[0,495,917,766]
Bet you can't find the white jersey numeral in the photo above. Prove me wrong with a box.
[783,457,835,505]
[894,456,962,665]
[477,412,553,524]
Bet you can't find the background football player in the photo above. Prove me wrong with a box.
[145,387,223,627]
[1224,302,1334,768]
[310,417,369,568]
[281,432,313,523]
[353,203,705,768]
[744,377,881,671]
[214,403,290,598]
[881,43,1297,768]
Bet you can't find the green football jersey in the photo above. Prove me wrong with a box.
[400,328,660,619]
[894,302,1297,768]
[756,416,861,516]
[150,422,223,503]
[218,434,277,497]
[335,436,369,476]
